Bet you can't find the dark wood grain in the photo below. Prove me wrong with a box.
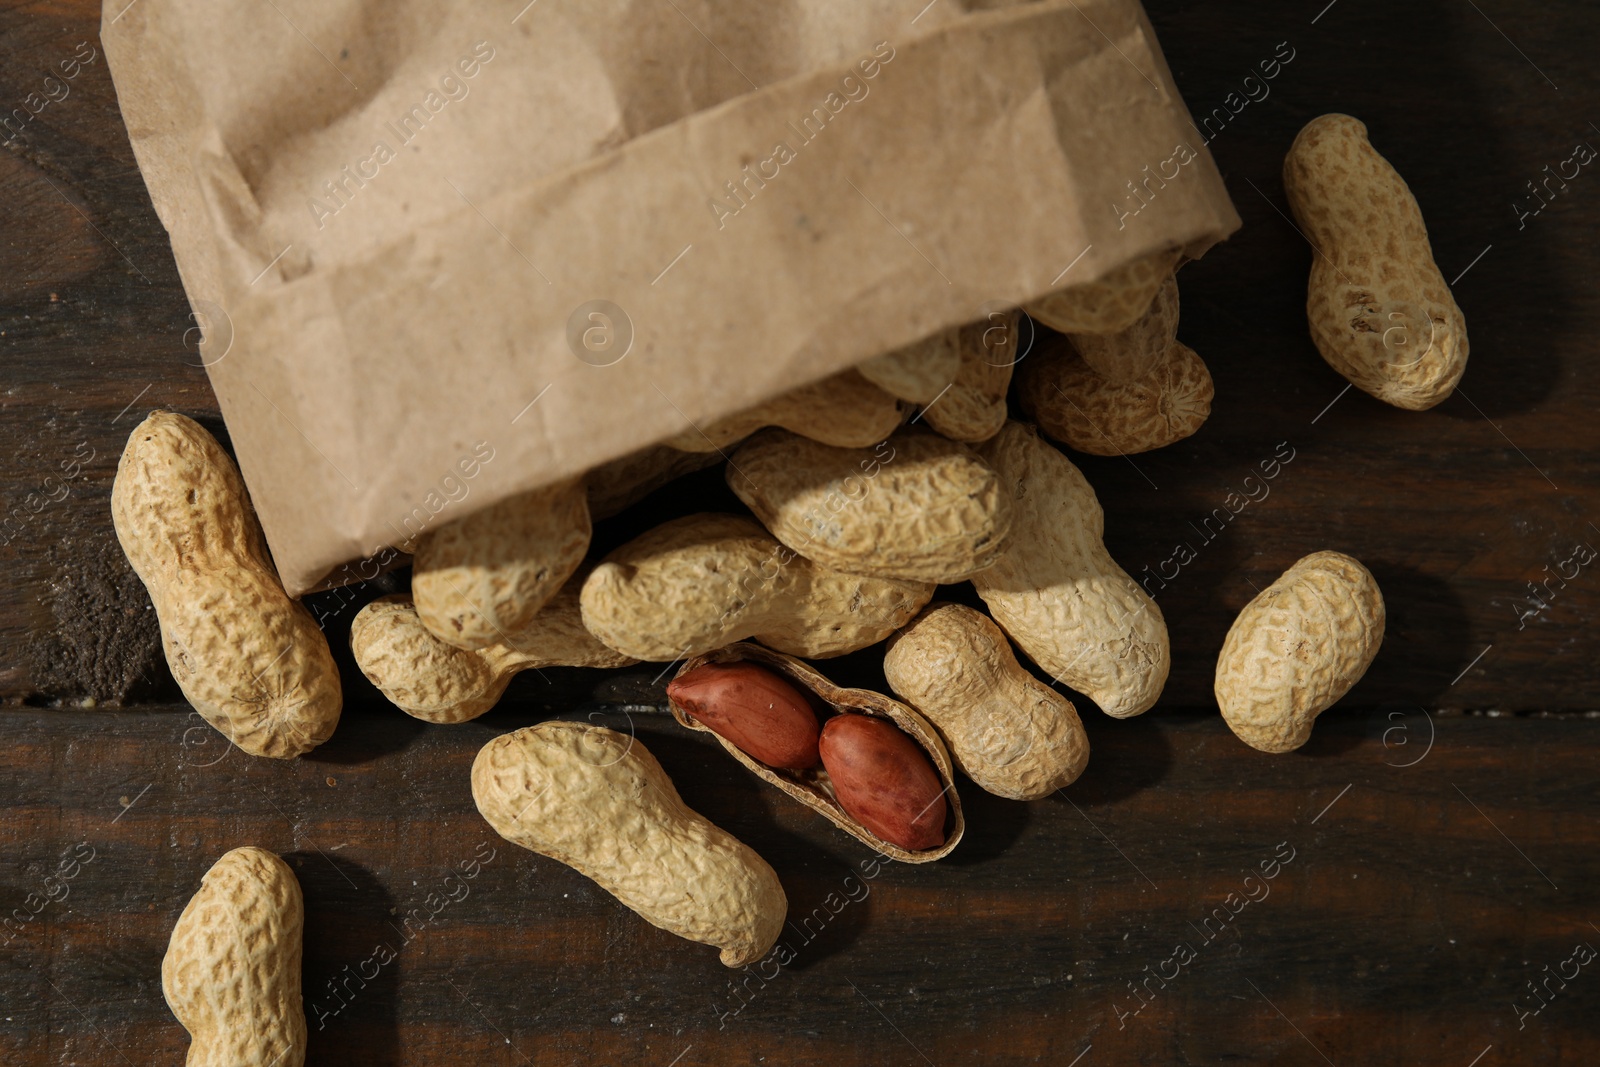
[3,701,1597,1065]
[2,0,1597,709]
[3,2,1599,1062]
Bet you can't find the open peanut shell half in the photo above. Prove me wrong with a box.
[669,642,964,863]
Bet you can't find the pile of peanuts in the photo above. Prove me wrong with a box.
[118,115,1463,1061]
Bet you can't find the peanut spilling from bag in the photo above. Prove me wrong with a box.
[972,422,1170,718]
[411,475,590,651]
[472,721,786,967]
[858,330,962,404]
[727,428,1012,583]
[1215,551,1385,753]
[1018,274,1213,455]
[920,311,1019,444]
[112,412,340,758]
[352,568,635,723]
[1021,340,1212,456]
[163,847,306,1067]
[1284,113,1468,409]
[665,369,906,453]
[580,513,933,661]
[885,602,1089,800]
[1024,248,1182,336]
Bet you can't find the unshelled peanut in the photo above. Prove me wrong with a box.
[727,428,1012,583]
[1284,114,1468,409]
[411,475,590,651]
[352,569,635,723]
[1019,335,1212,456]
[1069,273,1179,382]
[580,513,933,661]
[163,847,306,1067]
[858,330,961,403]
[921,312,1019,444]
[112,412,340,758]
[585,444,722,519]
[472,721,787,967]
[665,369,906,452]
[1024,248,1182,335]
[1215,551,1385,753]
[884,602,1089,800]
[972,422,1170,718]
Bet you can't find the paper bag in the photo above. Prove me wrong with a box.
[102,0,1240,596]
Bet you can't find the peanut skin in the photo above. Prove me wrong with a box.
[163,847,306,1067]
[820,714,947,851]
[667,661,821,770]
[472,722,787,967]
[1284,114,1468,409]
[112,412,340,758]
[1215,551,1385,753]
[884,603,1089,800]
[670,644,966,862]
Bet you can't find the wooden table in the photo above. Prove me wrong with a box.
[2,0,1597,1063]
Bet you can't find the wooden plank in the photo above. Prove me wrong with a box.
[2,5,1598,703]
[2,702,1596,1064]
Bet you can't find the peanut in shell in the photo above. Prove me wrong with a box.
[579,513,934,662]
[1215,551,1385,753]
[971,422,1170,718]
[726,428,1012,583]
[112,411,340,759]
[472,721,787,967]
[884,602,1089,800]
[1284,113,1468,409]
[162,846,306,1067]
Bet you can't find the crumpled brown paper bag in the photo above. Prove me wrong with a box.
[103,0,1239,596]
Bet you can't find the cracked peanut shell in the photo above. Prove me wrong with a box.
[163,846,306,1067]
[1215,551,1385,753]
[670,643,964,862]
[1284,114,1468,409]
[972,422,1170,718]
[472,721,787,967]
[726,428,1012,583]
[112,412,340,758]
